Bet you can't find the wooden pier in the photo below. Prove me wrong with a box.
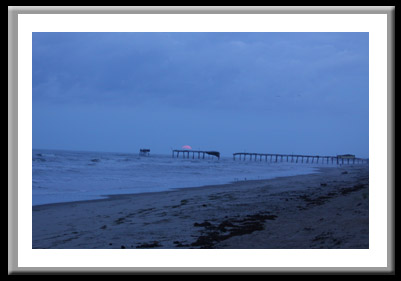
[172,150,220,160]
[233,153,368,165]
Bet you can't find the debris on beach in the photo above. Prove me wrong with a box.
[191,213,277,248]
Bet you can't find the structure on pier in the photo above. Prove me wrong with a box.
[233,152,368,165]
[139,149,150,156]
[172,150,220,160]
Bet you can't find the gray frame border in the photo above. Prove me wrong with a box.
[8,6,395,275]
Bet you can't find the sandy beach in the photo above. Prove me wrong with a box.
[32,165,369,249]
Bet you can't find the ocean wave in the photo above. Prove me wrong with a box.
[32,149,320,206]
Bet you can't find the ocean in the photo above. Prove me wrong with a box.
[32,149,325,206]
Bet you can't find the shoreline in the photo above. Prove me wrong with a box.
[32,165,369,249]
[33,166,323,208]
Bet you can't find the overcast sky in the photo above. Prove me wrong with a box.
[32,32,369,157]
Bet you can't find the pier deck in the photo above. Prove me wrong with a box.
[233,152,368,165]
[173,150,220,160]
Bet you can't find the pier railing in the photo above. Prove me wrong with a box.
[233,153,368,165]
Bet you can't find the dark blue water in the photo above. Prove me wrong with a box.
[32,149,321,206]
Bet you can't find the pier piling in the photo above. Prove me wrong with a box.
[232,152,368,165]
[173,150,220,160]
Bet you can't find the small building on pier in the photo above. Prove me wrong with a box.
[139,149,150,156]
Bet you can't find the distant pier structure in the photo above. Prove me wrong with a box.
[139,149,150,156]
[172,150,220,160]
[233,152,368,165]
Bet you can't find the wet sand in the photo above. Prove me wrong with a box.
[32,165,368,249]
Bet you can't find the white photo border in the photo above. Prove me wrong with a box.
[9,6,394,274]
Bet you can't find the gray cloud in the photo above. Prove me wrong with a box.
[32,32,369,157]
